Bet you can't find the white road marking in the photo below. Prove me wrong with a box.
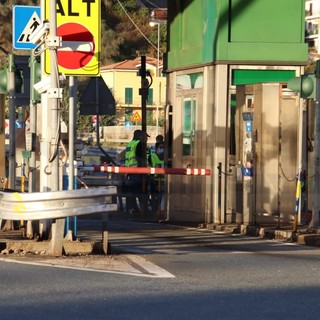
[127,255,175,278]
[0,255,175,279]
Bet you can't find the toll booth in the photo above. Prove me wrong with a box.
[227,83,300,225]
[165,0,307,225]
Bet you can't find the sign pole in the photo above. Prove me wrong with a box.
[68,76,77,192]
[140,56,148,215]
[0,95,5,187]
[67,75,77,238]
[49,0,59,192]
[8,54,16,190]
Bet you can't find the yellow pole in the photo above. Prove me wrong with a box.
[294,170,302,232]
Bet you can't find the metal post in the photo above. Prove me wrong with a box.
[141,56,147,139]
[68,76,77,191]
[150,21,160,77]
[49,0,59,192]
[8,54,16,190]
[157,22,160,77]
[217,162,222,224]
[68,76,77,238]
[0,95,5,184]
[140,56,148,215]
[29,50,37,194]
[310,60,320,230]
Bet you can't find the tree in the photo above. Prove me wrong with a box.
[0,0,167,130]
[0,0,39,65]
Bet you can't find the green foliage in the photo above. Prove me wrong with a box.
[0,0,167,131]
[1,0,167,66]
[0,0,39,64]
[101,0,166,63]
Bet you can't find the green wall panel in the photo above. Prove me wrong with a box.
[227,43,308,62]
[230,0,304,43]
[167,0,308,70]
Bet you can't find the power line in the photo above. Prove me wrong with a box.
[116,0,159,53]
[144,0,160,9]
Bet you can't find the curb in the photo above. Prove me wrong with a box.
[240,224,320,247]
[203,223,320,247]
[0,238,101,256]
[1,222,320,257]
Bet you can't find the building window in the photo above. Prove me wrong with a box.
[182,97,196,156]
[147,88,153,105]
[176,72,203,91]
[125,87,133,104]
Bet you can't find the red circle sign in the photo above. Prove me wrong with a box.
[57,22,95,70]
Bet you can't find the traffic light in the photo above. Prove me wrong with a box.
[0,69,7,94]
[29,55,41,103]
[0,54,30,105]
[287,74,315,99]
[14,55,30,106]
[14,69,24,94]
[0,68,24,94]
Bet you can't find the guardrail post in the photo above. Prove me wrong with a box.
[102,213,109,255]
[48,219,65,256]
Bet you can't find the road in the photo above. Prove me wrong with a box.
[0,219,320,319]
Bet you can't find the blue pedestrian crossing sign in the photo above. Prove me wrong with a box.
[13,5,41,50]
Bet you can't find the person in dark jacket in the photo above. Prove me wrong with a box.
[155,134,165,161]
[124,130,149,214]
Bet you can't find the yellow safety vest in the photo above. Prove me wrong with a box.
[149,152,163,168]
[125,140,140,167]
[148,152,165,182]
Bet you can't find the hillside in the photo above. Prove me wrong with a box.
[0,0,167,67]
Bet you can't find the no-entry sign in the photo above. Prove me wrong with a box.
[44,0,100,76]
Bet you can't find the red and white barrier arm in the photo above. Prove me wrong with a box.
[82,166,211,176]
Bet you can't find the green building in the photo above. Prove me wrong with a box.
[165,0,308,226]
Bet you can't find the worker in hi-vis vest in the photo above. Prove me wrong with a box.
[124,130,149,214]
[147,144,165,214]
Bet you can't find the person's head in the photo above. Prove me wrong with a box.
[133,129,142,140]
[156,135,164,143]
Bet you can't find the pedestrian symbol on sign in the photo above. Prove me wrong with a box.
[17,12,41,43]
[13,6,41,50]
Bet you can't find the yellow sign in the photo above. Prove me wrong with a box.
[44,0,100,76]
[131,111,142,122]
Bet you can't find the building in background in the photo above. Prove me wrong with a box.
[305,0,320,68]
[101,57,166,135]
[306,0,320,52]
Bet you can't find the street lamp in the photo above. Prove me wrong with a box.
[149,21,160,77]
[149,21,161,136]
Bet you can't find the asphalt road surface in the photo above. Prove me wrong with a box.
[0,219,320,320]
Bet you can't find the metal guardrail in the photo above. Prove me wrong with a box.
[0,187,117,221]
